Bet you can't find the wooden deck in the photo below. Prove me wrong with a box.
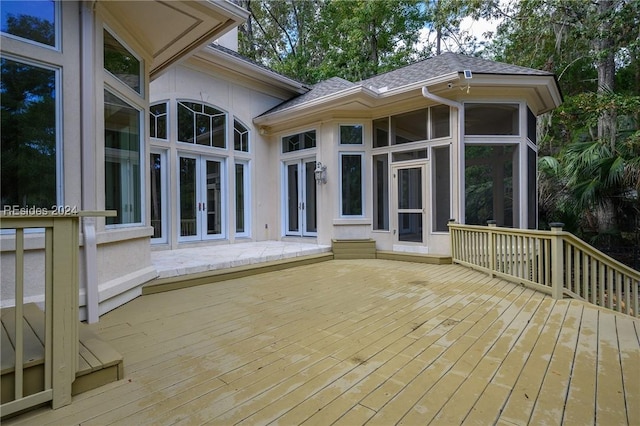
[6,260,639,425]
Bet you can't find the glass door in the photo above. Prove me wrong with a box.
[179,155,225,241]
[284,158,317,236]
[393,164,426,244]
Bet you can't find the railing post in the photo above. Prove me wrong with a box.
[51,215,79,409]
[448,219,457,261]
[550,222,565,300]
[487,220,497,277]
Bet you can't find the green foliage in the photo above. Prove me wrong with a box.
[236,0,495,83]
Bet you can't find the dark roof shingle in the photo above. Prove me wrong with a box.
[259,52,553,117]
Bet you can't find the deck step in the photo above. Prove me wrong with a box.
[332,239,377,259]
[1,304,123,405]
[376,250,452,265]
[143,252,334,295]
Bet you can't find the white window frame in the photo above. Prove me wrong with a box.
[150,101,169,141]
[0,0,61,51]
[234,159,251,238]
[339,152,365,218]
[339,124,364,145]
[150,148,169,244]
[103,26,144,96]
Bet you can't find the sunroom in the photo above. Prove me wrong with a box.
[254,53,562,254]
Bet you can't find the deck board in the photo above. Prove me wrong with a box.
[5,260,638,425]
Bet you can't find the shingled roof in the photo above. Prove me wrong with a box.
[259,52,554,117]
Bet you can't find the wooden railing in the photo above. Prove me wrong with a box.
[1,214,79,416]
[449,222,639,318]
[0,211,114,417]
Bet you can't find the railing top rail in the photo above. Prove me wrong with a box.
[0,211,116,229]
[561,231,640,279]
[448,223,555,238]
[449,222,640,279]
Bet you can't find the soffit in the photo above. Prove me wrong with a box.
[100,1,248,79]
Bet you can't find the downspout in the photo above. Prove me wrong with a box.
[421,86,465,225]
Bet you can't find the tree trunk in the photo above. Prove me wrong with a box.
[593,0,617,148]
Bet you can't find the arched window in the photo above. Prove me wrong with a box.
[177,101,226,148]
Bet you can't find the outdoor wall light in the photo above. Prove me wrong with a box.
[314,161,327,184]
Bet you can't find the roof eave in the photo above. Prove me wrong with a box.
[99,0,250,81]
[195,45,308,95]
[254,72,461,126]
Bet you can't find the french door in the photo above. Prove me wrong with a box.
[179,154,225,241]
[393,163,427,244]
[284,158,317,236]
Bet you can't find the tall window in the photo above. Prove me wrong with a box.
[1,57,58,208]
[104,90,141,225]
[103,29,141,94]
[282,130,316,153]
[150,152,165,240]
[234,119,249,152]
[150,103,168,140]
[235,162,250,235]
[340,153,363,216]
[373,154,389,230]
[465,145,517,227]
[1,0,57,48]
[432,146,450,232]
[177,101,226,148]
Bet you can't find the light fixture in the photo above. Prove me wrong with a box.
[314,161,327,184]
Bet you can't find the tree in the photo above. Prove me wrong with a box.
[489,0,639,260]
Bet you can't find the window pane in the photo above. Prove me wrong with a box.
[150,153,162,238]
[528,147,537,229]
[373,118,388,148]
[206,161,222,235]
[304,161,317,233]
[527,107,536,143]
[234,119,249,152]
[104,90,141,225]
[341,154,362,216]
[392,109,427,144]
[235,164,245,233]
[212,115,226,148]
[195,113,211,146]
[282,130,316,153]
[465,145,516,226]
[433,146,450,232]
[431,105,450,139]
[340,125,363,145]
[177,102,194,143]
[150,103,167,140]
[465,103,519,135]
[104,29,141,93]
[179,157,197,236]
[373,154,389,230]
[1,58,57,208]
[1,0,55,47]
[392,149,427,162]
